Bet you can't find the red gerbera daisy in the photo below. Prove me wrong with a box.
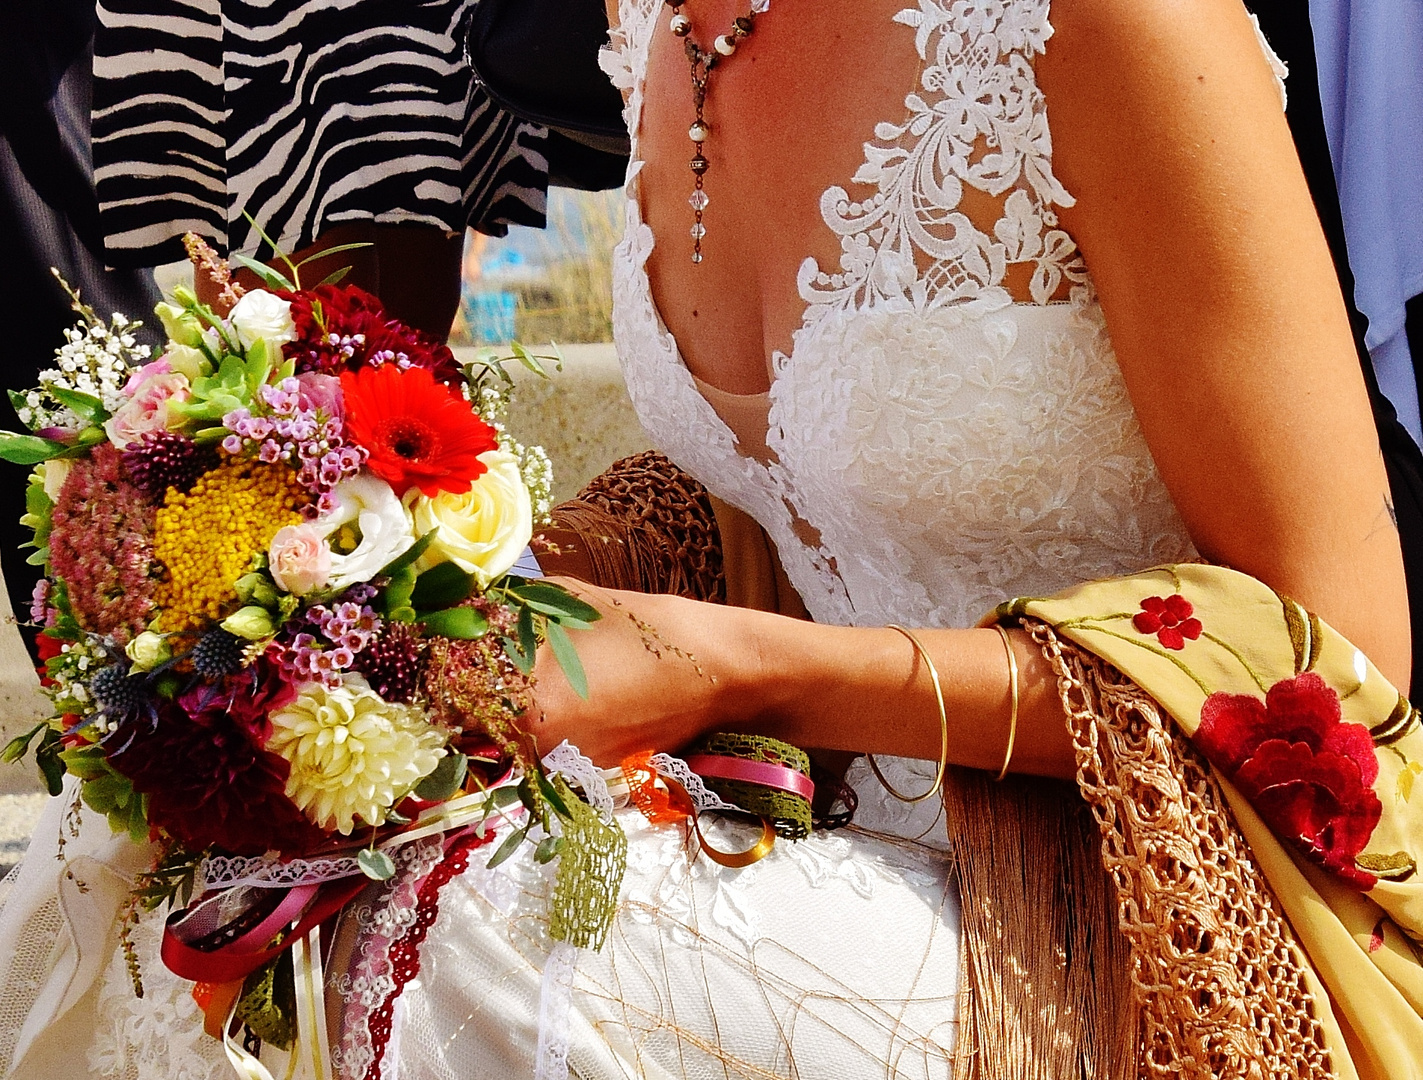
[340,364,499,498]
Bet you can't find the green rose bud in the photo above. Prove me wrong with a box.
[221,605,275,640]
[154,301,205,348]
[125,631,172,672]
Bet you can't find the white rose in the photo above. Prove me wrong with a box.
[406,449,533,587]
[227,290,295,352]
[315,473,418,591]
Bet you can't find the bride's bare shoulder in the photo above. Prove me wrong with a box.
[1039,0,1411,686]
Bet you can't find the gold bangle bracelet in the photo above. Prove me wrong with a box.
[866,624,949,804]
[993,624,1020,781]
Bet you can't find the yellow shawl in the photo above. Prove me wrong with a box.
[994,564,1423,1080]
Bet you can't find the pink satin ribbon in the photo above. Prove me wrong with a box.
[684,754,815,801]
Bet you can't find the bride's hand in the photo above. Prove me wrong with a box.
[523,578,1077,778]
[523,580,763,765]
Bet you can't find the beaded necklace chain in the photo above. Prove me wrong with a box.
[664,0,769,263]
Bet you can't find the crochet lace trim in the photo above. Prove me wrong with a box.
[1025,619,1336,1079]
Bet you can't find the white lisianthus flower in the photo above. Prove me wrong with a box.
[227,290,296,352]
[124,631,171,672]
[162,343,208,381]
[405,449,533,587]
[266,674,446,835]
[316,473,418,591]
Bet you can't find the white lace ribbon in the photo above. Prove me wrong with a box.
[648,752,745,815]
[542,741,617,823]
[198,790,527,890]
[533,940,578,1080]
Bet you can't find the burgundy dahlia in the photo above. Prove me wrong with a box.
[282,284,461,385]
[104,667,321,855]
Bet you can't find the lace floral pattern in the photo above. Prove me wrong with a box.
[330,836,449,1080]
[89,908,227,1080]
[802,0,1083,314]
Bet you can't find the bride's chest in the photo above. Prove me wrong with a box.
[616,238,1196,627]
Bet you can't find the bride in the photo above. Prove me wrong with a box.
[2,0,1420,1077]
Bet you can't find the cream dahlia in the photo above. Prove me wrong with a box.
[266,673,446,834]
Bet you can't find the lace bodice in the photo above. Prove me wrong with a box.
[606,0,1199,636]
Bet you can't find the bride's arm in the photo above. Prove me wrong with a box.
[1040,0,1409,689]
[527,0,1409,772]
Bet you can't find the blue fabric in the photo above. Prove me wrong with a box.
[1311,0,1423,443]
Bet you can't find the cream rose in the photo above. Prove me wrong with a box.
[406,449,533,586]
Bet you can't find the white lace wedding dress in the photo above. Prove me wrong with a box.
[0,2,1287,1077]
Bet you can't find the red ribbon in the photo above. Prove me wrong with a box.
[162,877,367,985]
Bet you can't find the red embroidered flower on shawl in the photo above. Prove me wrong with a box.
[1133,594,1202,650]
[1195,672,1382,888]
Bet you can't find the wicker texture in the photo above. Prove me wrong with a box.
[1024,618,1337,1080]
[551,450,726,602]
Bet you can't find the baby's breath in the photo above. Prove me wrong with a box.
[518,442,554,524]
[20,281,151,431]
[42,638,106,724]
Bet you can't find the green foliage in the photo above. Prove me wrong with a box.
[357,848,397,881]
[0,431,69,465]
[63,743,148,841]
[410,562,474,610]
[134,846,202,912]
[414,752,468,802]
[20,468,53,568]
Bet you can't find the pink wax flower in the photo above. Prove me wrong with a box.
[268,522,333,596]
[103,366,191,449]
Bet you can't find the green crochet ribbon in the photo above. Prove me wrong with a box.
[549,776,627,950]
[689,733,813,840]
[235,950,295,1051]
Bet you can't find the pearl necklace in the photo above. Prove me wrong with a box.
[665,0,769,263]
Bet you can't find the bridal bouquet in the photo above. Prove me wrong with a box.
[0,240,622,944]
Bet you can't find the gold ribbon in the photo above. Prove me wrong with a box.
[662,777,776,868]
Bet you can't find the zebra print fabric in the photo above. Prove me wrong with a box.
[92,0,550,267]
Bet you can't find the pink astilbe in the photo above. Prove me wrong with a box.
[48,444,157,642]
